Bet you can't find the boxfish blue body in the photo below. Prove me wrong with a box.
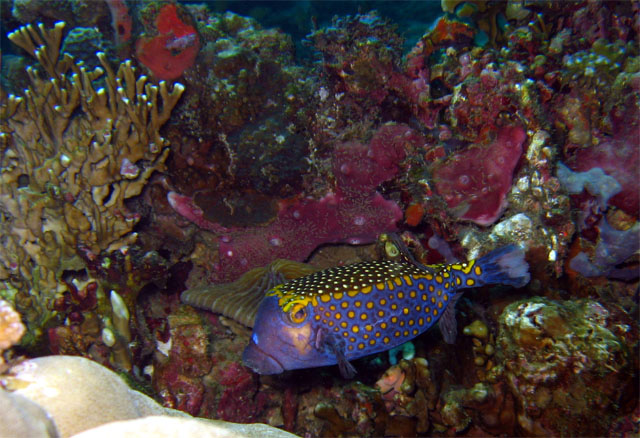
[242,244,529,378]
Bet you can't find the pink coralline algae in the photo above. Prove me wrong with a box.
[168,124,421,281]
[169,189,401,280]
[332,123,415,195]
[432,125,527,226]
[216,361,267,422]
[153,310,211,416]
[136,3,200,80]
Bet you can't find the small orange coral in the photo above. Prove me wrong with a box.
[404,203,425,226]
[0,299,25,351]
[376,364,406,406]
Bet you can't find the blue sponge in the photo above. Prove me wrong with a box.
[570,219,639,279]
[557,162,621,209]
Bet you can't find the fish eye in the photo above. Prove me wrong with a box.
[385,240,400,258]
[288,303,307,324]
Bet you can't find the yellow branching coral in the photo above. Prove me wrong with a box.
[0,22,184,343]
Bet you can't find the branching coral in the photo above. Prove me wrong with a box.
[0,22,184,344]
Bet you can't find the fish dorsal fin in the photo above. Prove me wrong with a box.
[181,259,317,327]
[384,233,438,275]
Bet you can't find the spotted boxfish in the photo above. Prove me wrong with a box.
[242,241,529,378]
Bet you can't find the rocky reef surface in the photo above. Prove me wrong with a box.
[0,1,638,437]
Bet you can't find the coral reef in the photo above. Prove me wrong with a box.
[131,2,640,435]
[168,123,422,281]
[136,3,200,80]
[0,1,637,437]
[0,355,296,438]
[494,298,634,436]
[0,22,183,345]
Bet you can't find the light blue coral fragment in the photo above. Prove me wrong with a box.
[388,341,415,365]
[556,162,621,209]
[570,219,639,278]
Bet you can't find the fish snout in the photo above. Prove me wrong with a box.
[242,340,285,375]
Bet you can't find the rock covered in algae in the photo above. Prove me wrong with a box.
[374,357,438,435]
[71,415,299,438]
[0,355,298,438]
[495,297,634,436]
[168,10,314,199]
[0,387,58,437]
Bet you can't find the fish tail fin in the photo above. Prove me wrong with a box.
[474,245,530,288]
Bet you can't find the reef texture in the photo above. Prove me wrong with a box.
[494,297,634,436]
[167,123,419,281]
[0,22,182,349]
[0,1,638,437]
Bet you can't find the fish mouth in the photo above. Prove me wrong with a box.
[242,340,285,375]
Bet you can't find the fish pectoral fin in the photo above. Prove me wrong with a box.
[438,292,463,344]
[337,353,357,379]
[316,328,357,379]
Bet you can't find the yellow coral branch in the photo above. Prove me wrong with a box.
[0,22,185,346]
